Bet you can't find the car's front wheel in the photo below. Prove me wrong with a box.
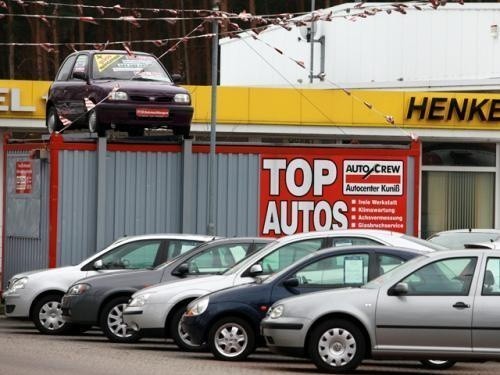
[46,106,62,134]
[87,109,105,137]
[208,316,256,361]
[308,319,365,373]
[172,125,190,139]
[420,360,456,370]
[32,294,70,335]
[100,297,140,343]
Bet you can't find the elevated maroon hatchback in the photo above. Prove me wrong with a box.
[46,50,193,137]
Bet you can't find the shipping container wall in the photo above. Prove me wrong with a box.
[191,152,260,236]
[4,151,49,283]
[57,150,97,266]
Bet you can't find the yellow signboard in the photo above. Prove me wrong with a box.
[1,79,500,131]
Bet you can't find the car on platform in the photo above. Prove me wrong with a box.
[46,50,193,137]
[61,237,272,343]
[123,229,442,351]
[427,228,500,249]
[181,245,423,361]
[261,249,500,373]
[1,234,213,335]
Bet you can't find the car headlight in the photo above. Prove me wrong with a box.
[127,293,151,308]
[108,91,128,100]
[9,277,28,292]
[268,304,284,319]
[174,93,190,104]
[184,297,209,317]
[67,283,91,295]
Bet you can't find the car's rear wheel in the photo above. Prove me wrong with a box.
[208,316,255,361]
[46,106,62,134]
[420,360,456,370]
[100,296,140,343]
[88,109,105,137]
[32,294,70,335]
[170,305,204,351]
[309,319,365,373]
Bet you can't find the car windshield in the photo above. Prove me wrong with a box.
[427,231,500,249]
[92,53,172,82]
[401,234,447,251]
[362,255,427,289]
[221,240,278,275]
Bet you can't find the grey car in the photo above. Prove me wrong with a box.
[262,249,500,373]
[61,237,272,343]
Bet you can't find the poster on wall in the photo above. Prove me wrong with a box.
[15,161,33,194]
[260,154,408,236]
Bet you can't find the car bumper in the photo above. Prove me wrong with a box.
[261,318,310,358]
[122,302,171,335]
[61,294,99,325]
[2,292,31,318]
[97,102,193,128]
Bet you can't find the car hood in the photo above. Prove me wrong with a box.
[75,269,161,287]
[274,287,378,317]
[9,266,77,282]
[207,282,265,304]
[94,80,188,95]
[134,275,232,299]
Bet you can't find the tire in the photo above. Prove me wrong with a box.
[420,360,456,370]
[88,109,105,137]
[32,294,70,335]
[169,305,204,351]
[208,316,256,361]
[46,106,62,134]
[173,125,190,138]
[308,319,365,373]
[100,297,140,343]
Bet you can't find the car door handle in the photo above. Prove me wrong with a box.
[453,302,470,309]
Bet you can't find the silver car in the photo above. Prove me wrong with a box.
[262,249,500,373]
[123,229,441,350]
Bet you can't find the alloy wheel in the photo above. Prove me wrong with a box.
[106,303,132,339]
[213,322,248,358]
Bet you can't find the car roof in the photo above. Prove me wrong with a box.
[70,49,152,56]
[272,229,405,244]
[431,228,500,235]
[112,233,216,245]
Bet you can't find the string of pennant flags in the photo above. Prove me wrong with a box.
[1,0,458,137]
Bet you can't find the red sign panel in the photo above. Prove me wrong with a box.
[136,107,169,118]
[15,161,33,194]
[260,155,408,236]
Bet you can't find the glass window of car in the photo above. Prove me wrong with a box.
[401,257,477,295]
[331,237,382,247]
[185,244,252,275]
[377,254,406,275]
[97,240,162,269]
[166,240,202,260]
[294,253,370,287]
[72,55,89,79]
[56,55,77,81]
[482,258,500,295]
[92,53,171,82]
[259,238,324,276]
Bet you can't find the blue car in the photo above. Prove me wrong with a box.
[181,245,424,361]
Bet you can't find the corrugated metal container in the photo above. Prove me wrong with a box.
[220,3,500,88]
[4,151,49,283]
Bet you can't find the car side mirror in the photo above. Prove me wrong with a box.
[389,282,409,296]
[249,264,263,276]
[93,259,104,270]
[171,73,182,83]
[283,277,299,289]
[173,263,189,277]
[73,71,88,82]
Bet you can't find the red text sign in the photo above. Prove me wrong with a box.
[15,161,33,194]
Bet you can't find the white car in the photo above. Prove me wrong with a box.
[123,229,442,350]
[1,233,214,334]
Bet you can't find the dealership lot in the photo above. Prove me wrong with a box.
[1,316,499,375]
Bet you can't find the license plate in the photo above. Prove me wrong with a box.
[136,107,169,118]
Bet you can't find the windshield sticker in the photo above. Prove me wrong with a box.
[94,54,123,72]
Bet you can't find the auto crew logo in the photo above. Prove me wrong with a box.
[343,160,403,196]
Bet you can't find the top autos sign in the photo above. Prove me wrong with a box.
[260,154,408,236]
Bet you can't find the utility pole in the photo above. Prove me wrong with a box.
[309,0,315,83]
[207,1,219,236]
